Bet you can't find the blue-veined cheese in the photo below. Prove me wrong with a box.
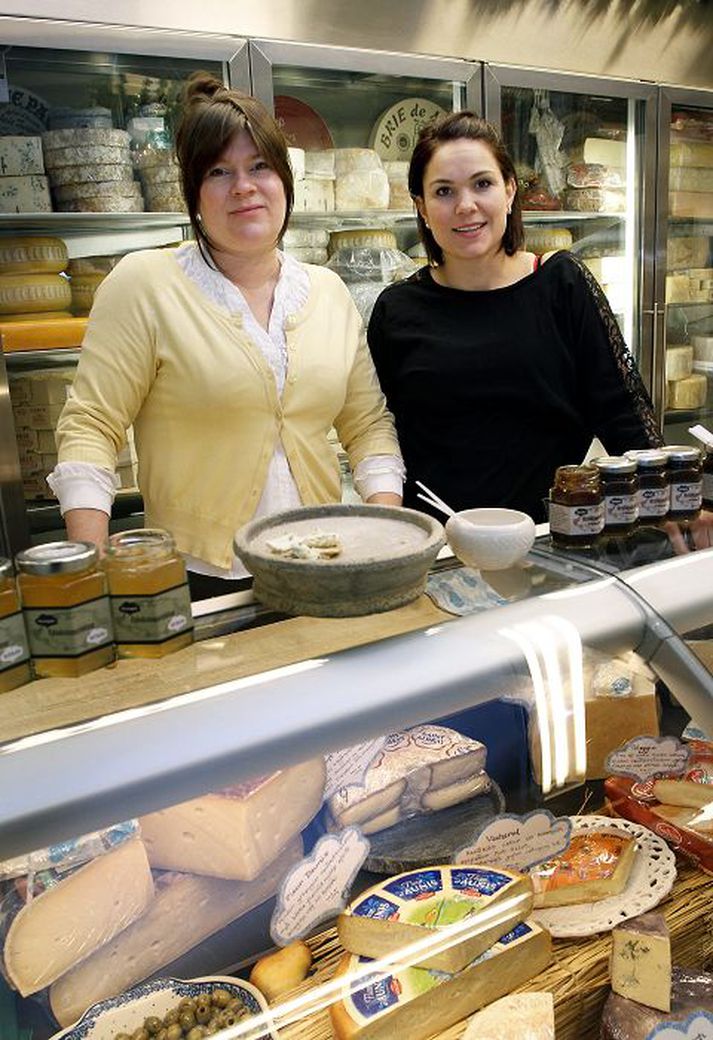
[0,136,44,176]
[0,175,51,214]
[610,912,671,1012]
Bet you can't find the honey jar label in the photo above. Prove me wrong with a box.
[638,485,669,518]
[109,583,193,645]
[548,501,603,536]
[23,596,113,658]
[604,493,637,526]
[670,480,702,514]
[0,610,31,671]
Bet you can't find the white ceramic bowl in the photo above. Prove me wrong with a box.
[445,508,536,571]
[50,976,276,1040]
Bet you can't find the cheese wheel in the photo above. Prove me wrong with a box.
[0,273,71,314]
[336,169,390,212]
[43,144,131,168]
[48,162,134,187]
[138,164,182,186]
[70,272,107,314]
[54,179,141,203]
[334,148,385,175]
[293,177,335,213]
[42,127,130,150]
[304,149,335,177]
[329,228,398,253]
[524,229,573,255]
[282,227,329,248]
[67,255,121,276]
[665,345,694,381]
[58,195,144,213]
[0,236,68,275]
[282,246,329,264]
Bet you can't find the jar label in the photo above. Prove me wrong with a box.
[24,596,113,658]
[549,501,604,536]
[638,486,669,518]
[670,480,703,513]
[110,583,193,645]
[604,493,638,526]
[0,610,31,671]
[703,472,713,505]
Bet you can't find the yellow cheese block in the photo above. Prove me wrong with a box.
[0,310,72,322]
[0,272,71,314]
[0,236,68,275]
[667,373,707,410]
[338,864,533,973]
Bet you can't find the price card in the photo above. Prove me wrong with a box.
[646,1011,713,1040]
[324,736,386,800]
[605,736,691,782]
[455,810,571,873]
[270,827,369,945]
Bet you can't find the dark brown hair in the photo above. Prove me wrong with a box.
[408,111,524,265]
[175,72,294,260]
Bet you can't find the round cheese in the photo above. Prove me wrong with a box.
[70,272,107,314]
[282,228,329,248]
[144,193,186,213]
[287,146,305,180]
[335,169,390,212]
[43,144,131,168]
[524,227,573,253]
[282,246,328,264]
[67,255,121,276]
[48,162,135,187]
[0,237,68,275]
[329,228,397,253]
[138,164,182,186]
[665,345,694,381]
[334,147,384,175]
[42,127,130,150]
[0,273,72,314]
[54,180,142,203]
[304,150,335,177]
[293,177,335,213]
[57,196,144,213]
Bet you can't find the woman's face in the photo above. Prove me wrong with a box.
[416,138,516,265]
[198,128,287,257]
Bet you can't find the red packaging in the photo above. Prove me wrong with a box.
[604,740,713,876]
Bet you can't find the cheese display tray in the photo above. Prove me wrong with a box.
[363,782,506,875]
[531,815,676,938]
[234,504,445,617]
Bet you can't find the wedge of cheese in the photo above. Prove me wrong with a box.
[50,835,302,1027]
[463,992,555,1039]
[4,836,153,997]
[139,757,325,880]
[531,832,636,908]
[610,912,671,1012]
[652,778,713,809]
[330,920,551,1040]
[338,864,533,973]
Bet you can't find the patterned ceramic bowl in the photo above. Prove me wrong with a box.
[446,508,536,571]
[50,976,277,1040]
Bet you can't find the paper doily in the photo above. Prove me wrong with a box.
[531,814,677,938]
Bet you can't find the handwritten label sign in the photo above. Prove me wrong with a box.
[605,736,691,782]
[455,810,572,873]
[324,737,386,800]
[271,827,369,946]
[646,1011,713,1040]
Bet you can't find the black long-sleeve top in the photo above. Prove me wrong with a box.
[367,251,662,523]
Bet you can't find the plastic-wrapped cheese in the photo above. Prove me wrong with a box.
[665,345,694,381]
[567,162,624,189]
[336,169,389,212]
[0,236,67,275]
[293,176,334,213]
[667,372,707,410]
[564,187,625,212]
[0,272,71,314]
[524,227,573,253]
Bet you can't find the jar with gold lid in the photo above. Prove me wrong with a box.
[0,558,32,692]
[103,528,193,658]
[625,449,670,525]
[15,541,114,678]
[665,445,703,521]
[549,464,604,548]
[591,456,639,534]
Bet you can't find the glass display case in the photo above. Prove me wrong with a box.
[656,86,713,443]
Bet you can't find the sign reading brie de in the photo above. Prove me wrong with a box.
[455,810,572,873]
[605,736,691,783]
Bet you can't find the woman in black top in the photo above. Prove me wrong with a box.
[367,111,661,523]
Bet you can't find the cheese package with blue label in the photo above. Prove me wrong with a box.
[338,864,533,973]
[331,919,551,1040]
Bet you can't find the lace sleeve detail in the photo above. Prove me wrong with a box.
[566,252,663,447]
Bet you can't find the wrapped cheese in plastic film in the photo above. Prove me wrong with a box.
[326,228,416,326]
[600,966,713,1040]
[328,724,490,836]
[0,824,153,996]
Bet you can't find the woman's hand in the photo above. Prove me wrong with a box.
[366,492,402,506]
[64,508,110,553]
[663,510,713,554]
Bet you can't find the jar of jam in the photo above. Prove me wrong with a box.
[15,542,115,678]
[591,456,639,534]
[665,445,703,520]
[103,528,194,658]
[625,449,670,525]
[0,558,32,692]
[549,464,604,548]
[703,446,713,510]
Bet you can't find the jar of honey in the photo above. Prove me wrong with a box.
[15,542,114,678]
[666,445,703,521]
[549,464,604,548]
[103,528,194,658]
[0,558,32,692]
[703,446,713,510]
[591,456,639,534]
[625,449,669,525]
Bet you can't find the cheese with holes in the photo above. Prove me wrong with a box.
[293,176,334,213]
[42,127,130,150]
[336,170,390,212]
[531,832,636,907]
[670,140,713,167]
[338,864,533,973]
[49,162,134,187]
[0,136,44,176]
[50,835,303,1027]
[139,757,326,880]
[667,372,707,410]
[330,920,551,1040]
[0,273,71,314]
[463,992,555,1039]
[0,236,67,275]
[665,345,694,381]
[610,912,671,1012]
[0,175,51,213]
[3,837,153,997]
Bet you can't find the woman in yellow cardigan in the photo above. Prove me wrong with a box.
[50,74,403,597]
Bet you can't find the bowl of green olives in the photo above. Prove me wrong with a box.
[49,976,276,1040]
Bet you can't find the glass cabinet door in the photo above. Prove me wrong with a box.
[485,66,657,386]
[657,87,713,444]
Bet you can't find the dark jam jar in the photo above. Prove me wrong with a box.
[549,464,604,548]
[703,446,713,510]
[591,456,639,534]
[625,449,670,525]
[666,445,703,520]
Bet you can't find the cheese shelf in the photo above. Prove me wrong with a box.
[0,212,192,236]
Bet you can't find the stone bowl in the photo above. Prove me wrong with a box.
[234,504,445,617]
[445,508,536,571]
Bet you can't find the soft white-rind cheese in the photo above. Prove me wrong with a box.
[463,992,555,1039]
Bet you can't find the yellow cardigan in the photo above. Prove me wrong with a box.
[56,249,401,568]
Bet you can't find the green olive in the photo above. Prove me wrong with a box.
[178,1011,196,1032]
[115,1034,131,1040]
[144,1018,162,1036]
[163,1010,180,1028]
[165,1024,182,1040]
[155,1031,168,1040]
[203,1026,218,1038]
[186,1029,206,1040]
[194,1000,211,1025]
[132,1030,150,1040]
[178,998,196,1013]
[210,989,231,1009]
